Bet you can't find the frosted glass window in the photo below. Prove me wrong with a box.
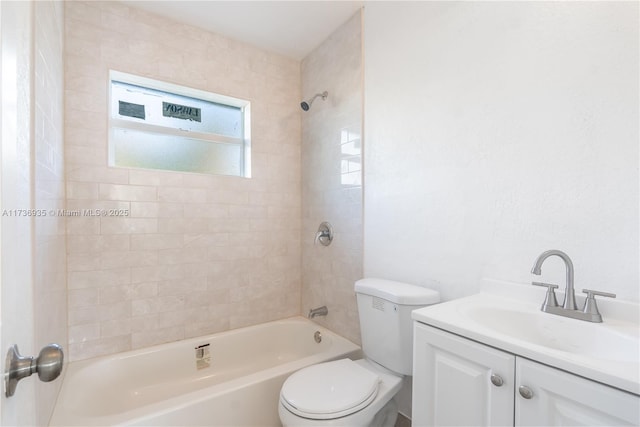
[112,129,242,176]
[108,71,250,177]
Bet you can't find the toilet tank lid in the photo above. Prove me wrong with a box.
[355,278,440,305]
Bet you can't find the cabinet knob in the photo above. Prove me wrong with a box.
[518,385,534,399]
[490,374,504,387]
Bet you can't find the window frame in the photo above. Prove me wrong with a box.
[108,70,252,177]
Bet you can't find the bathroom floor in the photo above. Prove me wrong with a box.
[395,414,411,427]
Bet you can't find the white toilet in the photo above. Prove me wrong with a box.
[279,278,440,426]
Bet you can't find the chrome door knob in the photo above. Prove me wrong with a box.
[5,344,64,397]
[490,374,504,387]
[35,344,64,382]
[518,385,534,399]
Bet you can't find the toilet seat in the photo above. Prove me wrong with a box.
[280,359,381,420]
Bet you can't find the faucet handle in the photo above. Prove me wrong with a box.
[582,289,616,320]
[532,282,559,309]
[532,281,559,290]
[582,289,616,299]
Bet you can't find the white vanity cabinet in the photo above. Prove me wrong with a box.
[516,357,639,426]
[412,323,514,426]
[413,322,640,427]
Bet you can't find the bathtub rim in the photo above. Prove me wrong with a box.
[50,316,361,426]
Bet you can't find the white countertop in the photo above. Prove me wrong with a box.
[412,279,640,395]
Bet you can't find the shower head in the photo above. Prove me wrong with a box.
[300,91,328,111]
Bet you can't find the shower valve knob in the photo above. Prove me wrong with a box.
[314,222,333,246]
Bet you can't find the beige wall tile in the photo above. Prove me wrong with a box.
[99,184,157,202]
[131,326,184,350]
[68,288,100,309]
[100,218,158,234]
[130,202,183,218]
[68,253,101,272]
[130,234,183,251]
[101,319,132,338]
[68,335,131,361]
[67,165,129,184]
[67,234,130,254]
[157,187,207,203]
[68,323,101,344]
[66,216,100,235]
[67,181,99,200]
[65,0,301,361]
[300,11,363,345]
[68,268,131,290]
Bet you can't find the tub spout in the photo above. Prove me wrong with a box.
[308,306,328,319]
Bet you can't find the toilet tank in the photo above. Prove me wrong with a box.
[355,278,439,375]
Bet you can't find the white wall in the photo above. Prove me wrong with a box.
[364,2,639,304]
[1,2,37,424]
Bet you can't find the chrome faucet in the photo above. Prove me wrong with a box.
[531,250,615,323]
[531,249,577,310]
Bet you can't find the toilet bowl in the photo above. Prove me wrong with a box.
[278,359,402,427]
[279,278,440,426]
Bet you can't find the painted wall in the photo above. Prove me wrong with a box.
[1,2,37,424]
[301,11,363,345]
[364,2,639,304]
[64,1,301,361]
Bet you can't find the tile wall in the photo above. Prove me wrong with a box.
[65,1,301,361]
[301,11,363,344]
[34,1,67,423]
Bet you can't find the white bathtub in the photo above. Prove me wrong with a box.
[50,317,361,426]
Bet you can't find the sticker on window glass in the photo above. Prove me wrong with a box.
[119,101,145,119]
[162,102,202,122]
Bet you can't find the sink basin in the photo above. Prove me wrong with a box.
[411,279,640,395]
[460,305,639,363]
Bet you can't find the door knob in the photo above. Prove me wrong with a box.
[4,344,64,397]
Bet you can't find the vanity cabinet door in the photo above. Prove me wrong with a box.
[413,323,515,427]
[515,358,640,426]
